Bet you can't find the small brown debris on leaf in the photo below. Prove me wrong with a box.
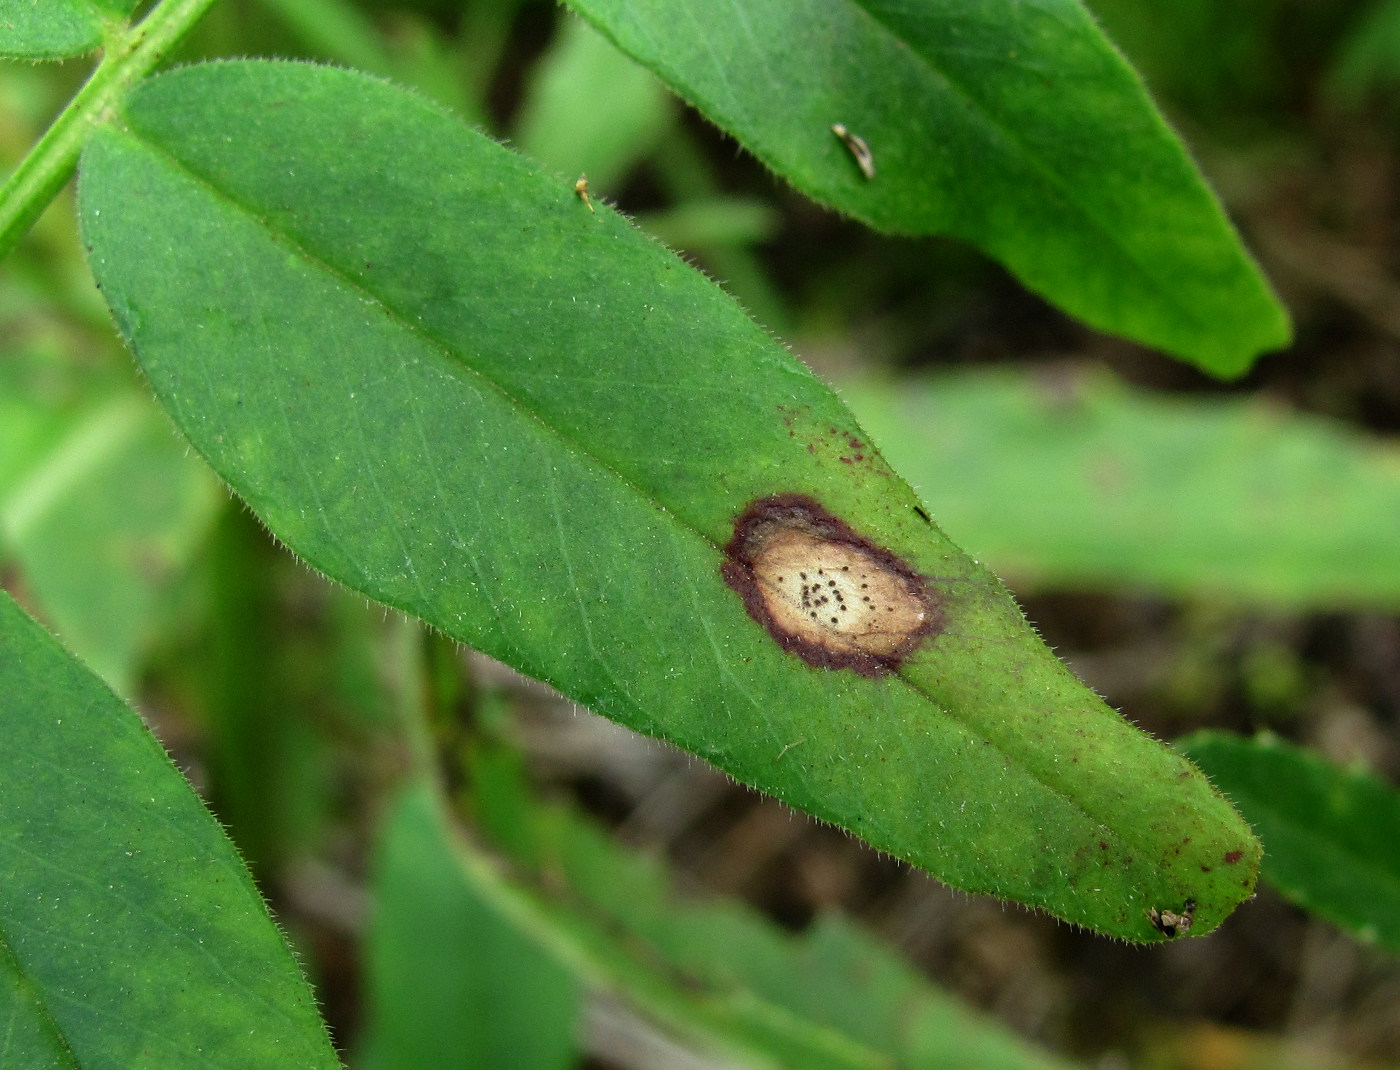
[575,173,594,213]
[1148,898,1197,938]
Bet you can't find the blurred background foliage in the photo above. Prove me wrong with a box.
[5,0,1400,1067]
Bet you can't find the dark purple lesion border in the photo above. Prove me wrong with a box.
[720,494,943,677]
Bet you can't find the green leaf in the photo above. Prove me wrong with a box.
[1,392,224,694]
[253,0,398,80]
[565,0,1290,375]
[360,782,580,1070]
[1181,731,1400,952]
[0,0,136,59]
[0,590,338,1068]
[1326,0,1400,106]
[78,59,1258,940]
[840,366,1400,610]
[0,939,79,1070]
[638,196,782,251]
[0,349,79,503]
[466,748,1085,1070]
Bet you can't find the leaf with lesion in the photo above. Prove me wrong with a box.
[78,59,1259,941]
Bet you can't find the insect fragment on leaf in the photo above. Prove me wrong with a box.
[575,173,595,213]
[1148,898,1197,938]
[831,123,876,180]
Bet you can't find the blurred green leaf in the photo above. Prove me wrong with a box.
[252,0,480,121]
[0,590,339,1068]
[565,0,1290,375]
[0,0,136,59]
[79,59,1258,940]
[0,351,76,500]
[841,366,1400,610]
[464,744,1084,1070]
[1,392,224,694]
[359,781,580,1070]
[1181,731,1400,952]
[638,196,781,250]
[198,510,378,871]
[1085,0,1285,126]
[548,834,1065,1069]
[254,0,397,79]
[1327,0,1400,106]
[515,15,673,190]
[644,126,789,332]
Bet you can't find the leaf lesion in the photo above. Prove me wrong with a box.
[721,493,942,677]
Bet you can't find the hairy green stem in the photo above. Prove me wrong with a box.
[0,0,218,262]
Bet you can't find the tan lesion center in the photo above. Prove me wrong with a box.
[749,529,929,659]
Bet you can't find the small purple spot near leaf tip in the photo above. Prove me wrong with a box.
[721,494,942,676]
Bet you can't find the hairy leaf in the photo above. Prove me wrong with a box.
[0,591,338,1068]
[0,0,136,59]
[79,60,1258,939]
[565,0,1290,375]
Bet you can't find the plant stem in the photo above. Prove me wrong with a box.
[0,0,219,263]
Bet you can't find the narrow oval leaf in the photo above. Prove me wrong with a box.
[0,0,136,59]
[840,367,1400,610]
[465,745,1087,1070]
[78,60,1258,940]
[1181,731,1400,952]
[564,0,1290,375]
[0,590,338,1068]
